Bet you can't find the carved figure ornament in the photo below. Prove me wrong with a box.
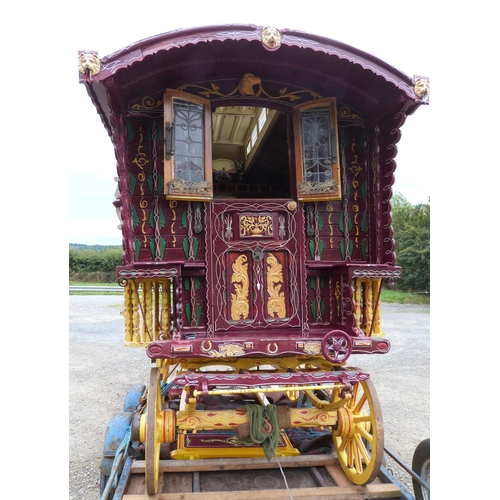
[414,77,430,102]
[78,52,100,76]
[238,73,262,96]
[261,27,282,51]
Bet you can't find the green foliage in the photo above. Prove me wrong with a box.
[391,193,430,293]
[69,244,123,282]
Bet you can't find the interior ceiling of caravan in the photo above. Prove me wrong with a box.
[211,106,280,171]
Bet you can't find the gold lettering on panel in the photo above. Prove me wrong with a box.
[230,255,250,320]
[266,254,286,318]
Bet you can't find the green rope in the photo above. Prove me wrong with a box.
[238,404,280,462]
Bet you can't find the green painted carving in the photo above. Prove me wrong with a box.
[149,238,155,259]
[185,303,191,323]
[310,300,326,322]
[126,119,133,142]
[310,301,316,319]
[147,175,154,197]
[309,277,325,290]
[340,238,345,260]
[181,208,188,230]
[131,205,139,229]
[158,206,166,229]
[182,237,189,259]
[318,239,324,259]
[308,239,315,259]
[193,237,199,259]
[361,239,367,260]
[195,303,202,325]
[361,212,367,233]
[318,211,324,232]
[338,212,344,233]
[148,207,155,230]
[361,181,367,202]
[159,238,166,260]
[134,238,141,261]
[130,173,137,196]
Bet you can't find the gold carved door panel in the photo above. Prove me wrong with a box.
[207,200,303,334]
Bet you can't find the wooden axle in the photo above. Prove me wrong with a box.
[134,405,338,444]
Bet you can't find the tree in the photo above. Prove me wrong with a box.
[391,193,430,293]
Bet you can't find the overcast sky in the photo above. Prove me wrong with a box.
[70,2,440,245]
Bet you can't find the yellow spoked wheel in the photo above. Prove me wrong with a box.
[145,367,162,495]
[332,374,384,485]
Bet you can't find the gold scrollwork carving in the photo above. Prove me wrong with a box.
[303,342,321,355]
[231,255,250,320]
[266,254,286,319]
[240,215,273,237]
[206,343,246,358]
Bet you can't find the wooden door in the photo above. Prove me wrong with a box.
[206,200,305,335]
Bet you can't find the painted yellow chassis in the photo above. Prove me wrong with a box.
[134,356,384,494]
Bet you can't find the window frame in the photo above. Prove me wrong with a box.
[163,89,213,201]
[293,97,342,202]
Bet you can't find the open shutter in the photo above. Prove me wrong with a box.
[163,90,213,201]
[293,98,341,202]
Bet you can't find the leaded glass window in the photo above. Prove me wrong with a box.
[163,90,213,201]
[172,99,205,183]
[293,98,341,202]
[300,107,332,183]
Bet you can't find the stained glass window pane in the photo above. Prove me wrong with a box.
[300,107,332,183]
[173,99,204,182]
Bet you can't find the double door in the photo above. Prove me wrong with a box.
[206,200,305,334]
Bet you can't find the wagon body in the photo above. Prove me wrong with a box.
[79,24,429,497]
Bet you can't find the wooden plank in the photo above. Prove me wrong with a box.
[162,471,192,494]
[308,466,329,488]
[324,464,352,486]
[125,474,146,494]
[131,454,339,474]
[123,482,403,499]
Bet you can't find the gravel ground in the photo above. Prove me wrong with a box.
[69,296,430,499]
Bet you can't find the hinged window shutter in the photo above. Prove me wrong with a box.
[293,98,341,202]
[163,89,213,201]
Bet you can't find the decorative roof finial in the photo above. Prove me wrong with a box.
[261,27,282,51]
[78,51,101,81]
[413,76,430,103]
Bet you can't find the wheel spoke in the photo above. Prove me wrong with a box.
[354,393,367,414]
[355,434,370,463]
[356,422,373,443]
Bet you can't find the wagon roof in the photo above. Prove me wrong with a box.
[79,24,428,134]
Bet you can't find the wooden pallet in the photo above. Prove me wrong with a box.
[120,454,404,499]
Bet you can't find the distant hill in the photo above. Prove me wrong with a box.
[70,243,121,251]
